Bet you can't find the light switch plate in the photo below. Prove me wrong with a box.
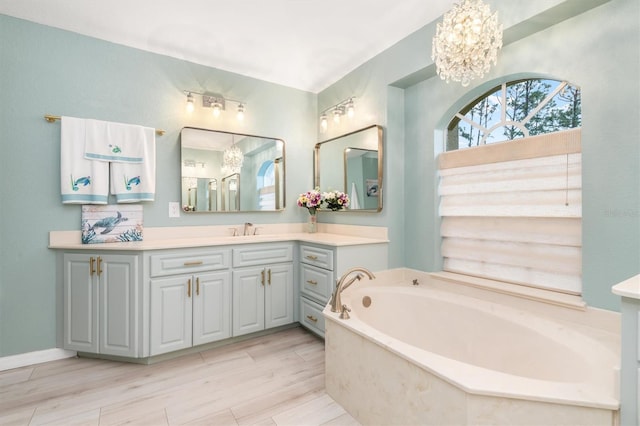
[168,202,180,218]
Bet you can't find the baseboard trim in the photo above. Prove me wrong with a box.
[0,348,77,371]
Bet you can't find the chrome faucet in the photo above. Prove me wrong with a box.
[330,267,375,312]
[243,222,253,236]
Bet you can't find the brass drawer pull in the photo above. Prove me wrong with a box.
[268,269,271,285]
[196,277,200,296]
[96,257,103,276]
[305,255,318,261]
[261,270,265,286]
[306,315,318,323]
[187,279,192,297]
[89,257,96,276]
[184,260,203,266]
[306,279,318,285]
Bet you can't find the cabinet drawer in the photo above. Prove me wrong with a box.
[301,264,333,303]
[233,244,293,267]
[300,245,334,270]
[150,249,230,277]
[300,297,326,338]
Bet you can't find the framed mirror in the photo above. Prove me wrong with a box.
[181,127,285,212]
[314,124,383,212]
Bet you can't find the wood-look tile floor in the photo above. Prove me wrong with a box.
[0,327,360,426]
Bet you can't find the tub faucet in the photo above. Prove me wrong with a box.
[243,222,253,236]
[330,267,375,312]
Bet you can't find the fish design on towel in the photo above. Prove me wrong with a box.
[90,211,128,234]
[71,175,91,191]
[124,175,141,191]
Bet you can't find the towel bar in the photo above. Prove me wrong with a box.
[44,115,165,136]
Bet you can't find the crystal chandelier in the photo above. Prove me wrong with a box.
[431,0,503,87]
[222,136,244,175]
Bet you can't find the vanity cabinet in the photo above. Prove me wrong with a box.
[63,253,139,357]
[298,243,388,338]
[232,244,294,336]
[149,249,231,356]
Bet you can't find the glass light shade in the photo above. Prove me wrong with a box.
[320,114,328,132]
[346,99,355,118]
[237,104,245,122]
[212,102,221,117]
[431,0,503,87]
[333,108,341,124]
[186,93,195,113]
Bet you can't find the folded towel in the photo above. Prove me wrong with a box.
[350,182,361,209]
[60,117,109,204]
[84,119,145,163]
[110,127,156,202]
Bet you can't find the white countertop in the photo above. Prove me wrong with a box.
[611,274,640,300]
[49,224,389,251]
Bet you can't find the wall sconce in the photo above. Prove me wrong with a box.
[319,97,356,133]
[183,90,247,122]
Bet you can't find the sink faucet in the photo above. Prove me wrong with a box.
[243,222,253,236]
[330,267,375,312]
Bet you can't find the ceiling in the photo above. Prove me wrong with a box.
[0,0,455,93]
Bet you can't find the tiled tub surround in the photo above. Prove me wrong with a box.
[324,269,621,426]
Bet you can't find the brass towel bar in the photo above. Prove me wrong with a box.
[44,115,166,136]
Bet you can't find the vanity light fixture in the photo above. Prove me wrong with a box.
[431,0,503,87]
[319,96,356,133]
[183,90,247,122]
[185,92,195,113]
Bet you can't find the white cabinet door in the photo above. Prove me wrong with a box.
[265,263,294,329]
[150,276,192,356]
[193,271,231,346]
[64,253,138,356]
[63,254,98,353]
[98,255,138,357]
[232,267,265,337]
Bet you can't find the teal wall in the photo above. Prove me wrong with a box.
[1,0,638,357]
[319,0,639,311]
[0,14,316,356]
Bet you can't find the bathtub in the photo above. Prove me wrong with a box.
[324,269,620,426]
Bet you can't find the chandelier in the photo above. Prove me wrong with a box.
[431,0,503,87]
[222,136,244,175]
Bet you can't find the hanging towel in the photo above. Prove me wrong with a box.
[60,117,109,204]
[350,182,361,209]
[84,119,145,163]
[110,127,156,202]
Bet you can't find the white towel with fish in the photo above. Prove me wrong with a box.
[60,116,109,204]
[84,119,145,163]
[110,126,156,202]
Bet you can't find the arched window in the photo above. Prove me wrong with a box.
[438,78,583,296]
[447,79,581,151]
[256,161,275,210]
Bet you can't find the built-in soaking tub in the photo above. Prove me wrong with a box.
[324,269,620,426]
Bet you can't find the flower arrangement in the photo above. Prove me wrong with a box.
[297,187,323,215]
[322,190,350,211]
